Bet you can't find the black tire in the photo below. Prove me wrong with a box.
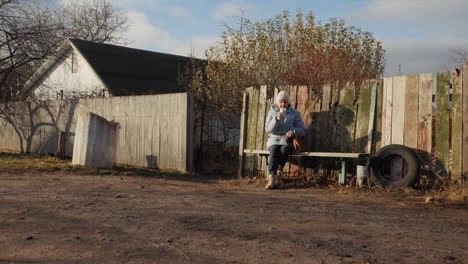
[370,144,419,189]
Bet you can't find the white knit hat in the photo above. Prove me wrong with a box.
[276,91,290,103]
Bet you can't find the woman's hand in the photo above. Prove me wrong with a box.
[285,131,294,139]
[276,112,284,120]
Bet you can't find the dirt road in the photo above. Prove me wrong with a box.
[0,172,466,264]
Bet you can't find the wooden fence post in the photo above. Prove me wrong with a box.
[451,68,463,181]
[435,72,450,177]
[238,91,249,179]
[463,65,468,178]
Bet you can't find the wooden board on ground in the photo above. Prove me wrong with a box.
[391,76,406,145]
[417,73,433,166]
[451,69,463,180]
[404,75,419,149]
[435,72,450,177]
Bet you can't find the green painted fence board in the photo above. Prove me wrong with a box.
[463,65,468,177]
[374,80,384,153]
[435,72,450,177]
[355,81,372,153]
[451,69,463,180]
[366,81,378,154]
[245,87,259,175]
[256,85,267,172]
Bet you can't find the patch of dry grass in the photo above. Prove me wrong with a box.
[0,152,182,177]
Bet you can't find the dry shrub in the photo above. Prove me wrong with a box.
[422,173,467,203]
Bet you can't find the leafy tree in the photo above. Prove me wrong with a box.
[192,10,385,113]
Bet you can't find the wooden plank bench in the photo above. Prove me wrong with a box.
[242,149,369,185]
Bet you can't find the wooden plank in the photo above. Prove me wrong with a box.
[319,84,332,151]
[255,85,267,172]
[245,87,259,176]
[404,75,419,149]
[238,91,249,178]
[355,81,372,153]
[462,65,468,177]
[243,149,368,158]
[296,86,310,126]
[382,77,393,147]
[307,89,321,152]
[435,72,450,177]
[451,68,463,180]
[335,83,356,153]
[263,90,274,149]
[152,116,160,169]
[366,81,378,154]
[417,73,433,166]
[289,85,298,109]
[391,76,406,144]
[186,93,194,172]
[288,86,309,176]
[374,79,384,153]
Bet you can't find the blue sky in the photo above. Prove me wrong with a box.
[58,0,468,77]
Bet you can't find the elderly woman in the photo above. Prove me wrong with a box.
[265,91,305,189]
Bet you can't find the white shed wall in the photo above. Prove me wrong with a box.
[33,48,107,99]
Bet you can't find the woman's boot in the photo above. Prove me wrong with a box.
[266,173,274,189]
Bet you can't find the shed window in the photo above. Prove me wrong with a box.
[71,51,78,73]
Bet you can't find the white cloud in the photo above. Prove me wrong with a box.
[124,11,218,58]
[106,0,157,10]
[189,36,220,58]
[365,0,468,22]
[349,0,468,37]
[382,38,467,77]
[168,7,190,18]
[213,1,255,22]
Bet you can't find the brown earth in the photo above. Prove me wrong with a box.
[0,170,467,264]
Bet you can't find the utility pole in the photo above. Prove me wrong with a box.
[398,64,402,76]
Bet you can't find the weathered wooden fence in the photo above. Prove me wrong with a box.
[0,92,193,172]
[239,65,468,181]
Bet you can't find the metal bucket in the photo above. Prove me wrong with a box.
[356,165,369,187]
